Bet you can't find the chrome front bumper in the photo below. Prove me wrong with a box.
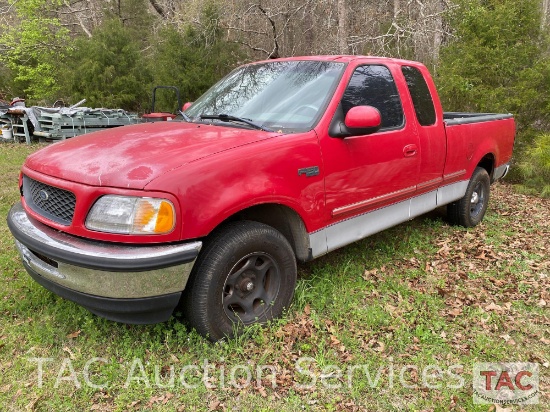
[7,202,202,323]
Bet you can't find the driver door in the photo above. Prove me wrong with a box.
[319,64,420,250]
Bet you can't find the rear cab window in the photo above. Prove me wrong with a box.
[401,66,436,126]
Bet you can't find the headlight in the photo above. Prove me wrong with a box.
[86,196,175,235]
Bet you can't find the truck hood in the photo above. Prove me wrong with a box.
[25,122,277,189]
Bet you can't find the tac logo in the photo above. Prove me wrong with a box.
[473,362,539,405]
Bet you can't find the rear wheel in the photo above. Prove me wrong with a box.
[182,221,297,341]
[447,167,490,227]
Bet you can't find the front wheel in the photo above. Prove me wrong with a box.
[182,221,297,341]
[447,167,491,227]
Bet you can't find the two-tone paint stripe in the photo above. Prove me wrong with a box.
[309,179,469,258]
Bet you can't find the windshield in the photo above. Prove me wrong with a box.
[185,60,345,132]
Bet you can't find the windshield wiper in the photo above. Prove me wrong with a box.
[200,114,273,132]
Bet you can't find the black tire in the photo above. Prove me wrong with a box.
[182,221,297,341]
[447,167,491,227]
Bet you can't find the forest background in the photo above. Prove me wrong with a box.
[0,0,549,194]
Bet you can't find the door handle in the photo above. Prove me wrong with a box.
[403,144,418,157]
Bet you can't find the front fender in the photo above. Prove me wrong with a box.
[145,131,326,240]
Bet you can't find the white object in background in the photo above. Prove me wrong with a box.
[1,126,13,140]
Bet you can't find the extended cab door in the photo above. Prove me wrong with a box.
[318,63,421,253]
[400,65,446,199]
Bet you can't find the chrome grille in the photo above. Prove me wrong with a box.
[22,175,76,225]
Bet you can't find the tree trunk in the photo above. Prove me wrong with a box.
[432,0,444,63]
[394,0,400,19]
[149,0,167,19]
[542,0,550,30]
[337,0,348,54]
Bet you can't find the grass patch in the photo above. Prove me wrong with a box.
[0,143,548,410]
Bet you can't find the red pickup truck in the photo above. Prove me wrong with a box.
[8,56,515,341]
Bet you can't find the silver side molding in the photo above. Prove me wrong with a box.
[309,180,469,258]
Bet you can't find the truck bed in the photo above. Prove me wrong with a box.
[443,112,515,181]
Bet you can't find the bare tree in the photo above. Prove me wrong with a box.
[346,0,454,65]
[149,0,168,18]
[337,0,348,54]
[0,0,461,64]
[60,1,94,37]
[542,0,550,29]
[225,1,318,58]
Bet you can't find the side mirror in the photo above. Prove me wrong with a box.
[344,106,381,135]
[182,102,193,111]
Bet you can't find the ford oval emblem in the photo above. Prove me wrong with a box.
[38,189,49,201]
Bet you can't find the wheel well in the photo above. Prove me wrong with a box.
[477,154,495,180]
[217,204,311,262]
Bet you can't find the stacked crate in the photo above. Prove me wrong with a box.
[34,109,140,142]
[9,110,32,144]
[0,107,34,144]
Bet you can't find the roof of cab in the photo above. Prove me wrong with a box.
[250,55,423,67]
